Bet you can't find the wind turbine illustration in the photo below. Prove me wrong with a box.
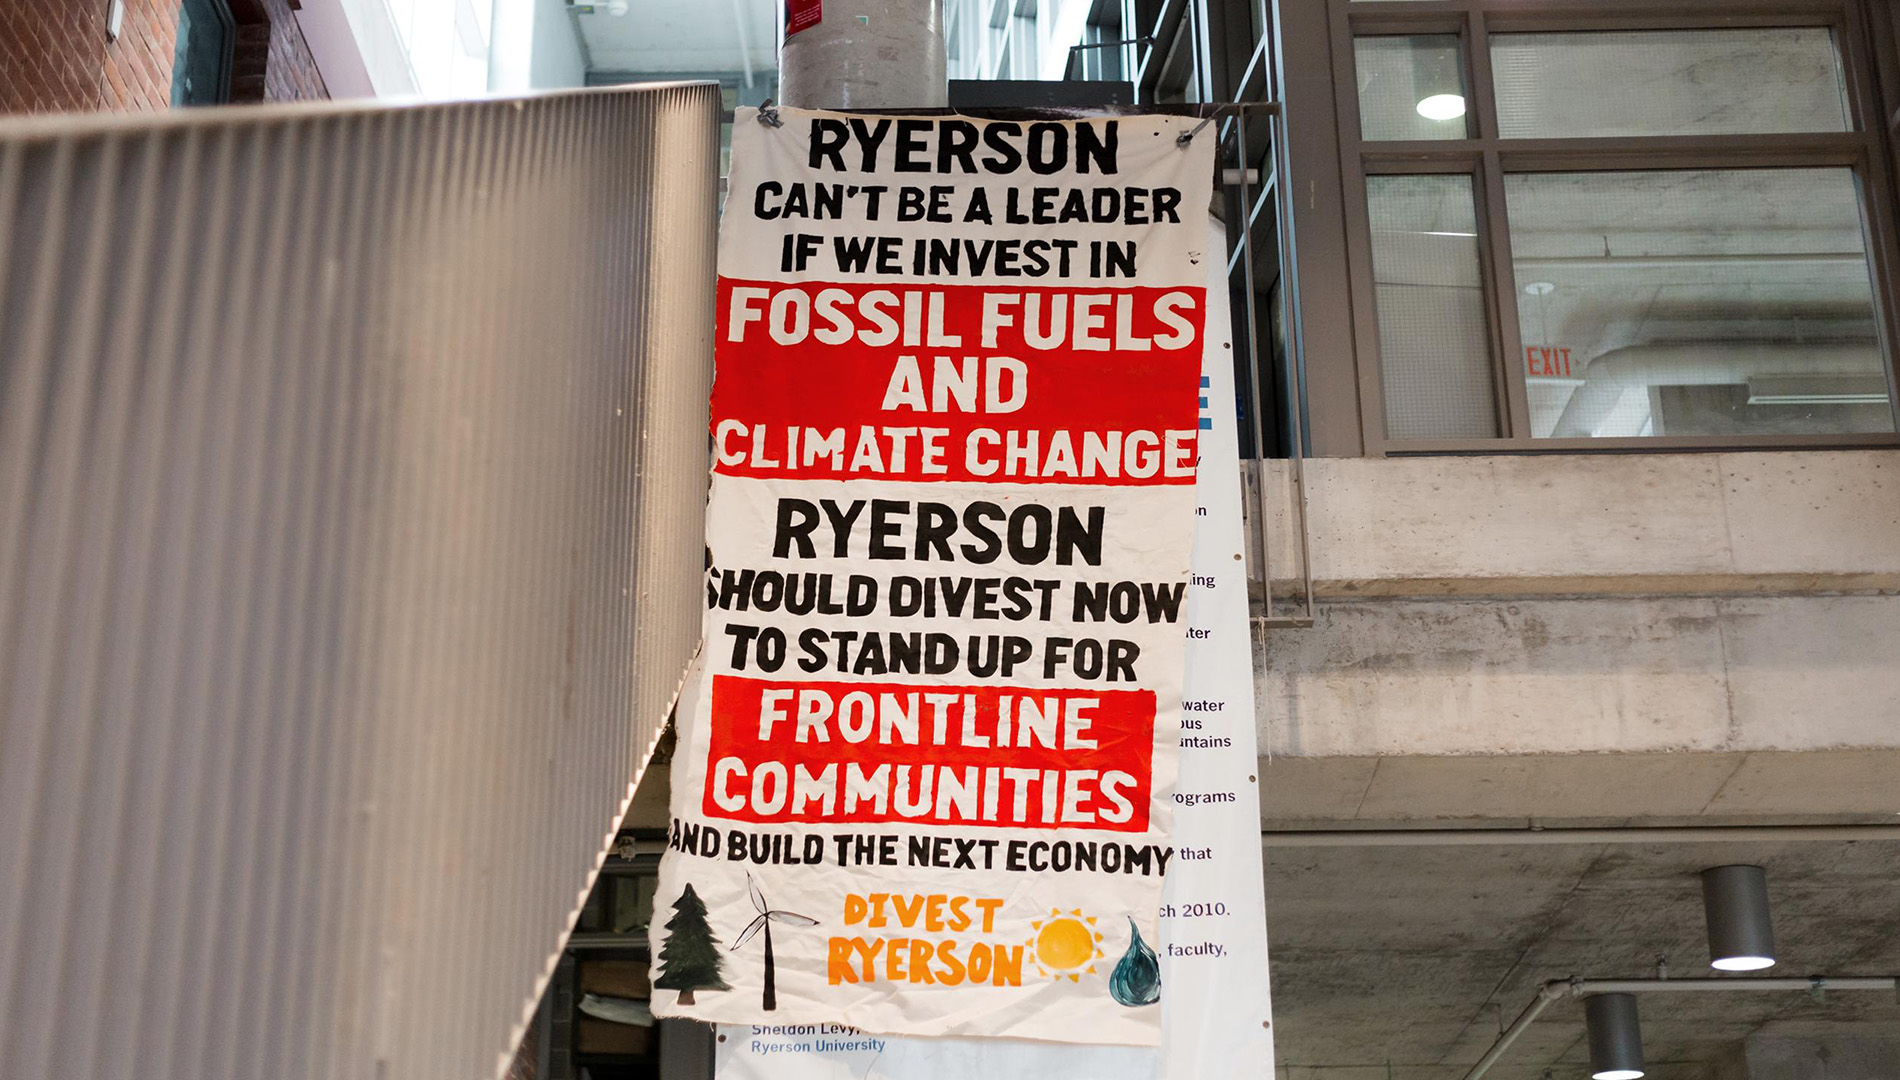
[730,872,818,1011]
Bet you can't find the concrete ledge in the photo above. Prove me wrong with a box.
[1258,748,1900,823]
[1260,594,1900,759]
[1255,589,1900,821]
[1293,572,1900,600]
[1257,451,1900,597]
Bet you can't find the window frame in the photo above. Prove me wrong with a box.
[171,0,238,107]
[1331,0,1900,454]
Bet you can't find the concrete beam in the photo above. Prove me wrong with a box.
[1732,1034,1900,1080]
[1259,748,1900,823]
[1257,451,1900,597]
[1262,595,1900,758]
[1254,566,1900,822]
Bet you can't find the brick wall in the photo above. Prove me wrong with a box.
[1,0,108,113]
[258,0,327,102]
[228,0,329,104]
[1,0,327,115]
[102,0,182,112]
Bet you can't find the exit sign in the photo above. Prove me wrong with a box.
[1526,345,1573,378]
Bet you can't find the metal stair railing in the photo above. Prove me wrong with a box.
[0,82,719,1080]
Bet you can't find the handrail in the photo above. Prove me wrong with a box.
[0,82,720,1080]
[1217,100,1316,629]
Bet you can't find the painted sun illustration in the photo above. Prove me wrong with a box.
[1026,908,1106,981]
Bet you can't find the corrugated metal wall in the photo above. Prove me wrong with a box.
[0,82,718,1079]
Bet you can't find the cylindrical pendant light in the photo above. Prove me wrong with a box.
[1585,993,1646,1080]
[1411,43,1466,123]
[1702,864,1776,971]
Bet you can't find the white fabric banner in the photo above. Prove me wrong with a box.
[650,107,1217,1045]
[713,215,1274,1078]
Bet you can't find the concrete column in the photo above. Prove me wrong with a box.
[779,0,948,109]
[1726,1035,1900,1080]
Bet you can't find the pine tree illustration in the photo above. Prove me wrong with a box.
[654,883,730,1005]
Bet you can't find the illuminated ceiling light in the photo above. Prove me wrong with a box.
[1585,994,1646,1080]
[1524,281,1555,296]
[1416,93,1467,121]
[1703,865,1777,971]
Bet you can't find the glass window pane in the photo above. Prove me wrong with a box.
[1505,168,1894,439]
[1491,28,1850,139]
[1355,36,1470,141]
[1367,175,1500,440]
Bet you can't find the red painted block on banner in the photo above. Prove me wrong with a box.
[703,674,1157,831]
[711,279,1205,485]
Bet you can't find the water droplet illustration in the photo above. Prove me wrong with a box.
[1109,917,1161,1006]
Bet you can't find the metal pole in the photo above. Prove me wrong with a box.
[1270,102,1316,626]
[1234,102,1272,626]
[1576,977,1898,994]
[1217,98,1314,631]
[1457,984,1563,1080]
[778,0,947,109]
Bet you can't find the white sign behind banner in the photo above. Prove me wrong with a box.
[714,216,1275,1079]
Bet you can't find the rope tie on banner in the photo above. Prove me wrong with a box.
[757,98,784,128]
[1176,115,1215,146]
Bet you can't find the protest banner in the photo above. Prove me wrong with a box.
[651,106,1214,1045]
[710,216,1275,1077]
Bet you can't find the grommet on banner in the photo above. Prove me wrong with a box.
[758,98,784,128]
[1176,115,1214,146]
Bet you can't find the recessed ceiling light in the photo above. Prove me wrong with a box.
[1524,282,1555,296]
[1416,93,1467,121]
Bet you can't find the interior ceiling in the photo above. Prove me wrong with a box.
[575,0,777,76]
[1265,838,1900,1080]
[626,762,1900,1078]
[1486,27,1848,140]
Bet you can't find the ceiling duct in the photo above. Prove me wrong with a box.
[1745,373,1891,405]
[1550,342,1889,438]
